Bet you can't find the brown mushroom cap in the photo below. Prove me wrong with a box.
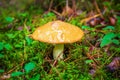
[31,20,84,44]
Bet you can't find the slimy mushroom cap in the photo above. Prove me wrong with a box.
[31,20,84,44]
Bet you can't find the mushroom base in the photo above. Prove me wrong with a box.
[53,44,64,60]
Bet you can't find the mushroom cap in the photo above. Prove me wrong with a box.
[31,20,84,44]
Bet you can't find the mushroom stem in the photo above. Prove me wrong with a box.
[53,44,64,60]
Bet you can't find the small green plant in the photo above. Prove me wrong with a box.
[10,62,36,77]
[5,16,14,23]
[0,42,13,51]
[100,32,120,47]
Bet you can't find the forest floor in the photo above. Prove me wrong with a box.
[0,0,120,80]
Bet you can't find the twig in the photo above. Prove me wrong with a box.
[86,53,99,65]
[51,9,62,17]
[64,56,71,62]
[48,0,53,11]
[66,0,69,11]
[49,51,64,74]
[94,0,103,18]
[0,61,24,80]
[6,61,24,74]
[80,14,100,24]
[72,0,76,12]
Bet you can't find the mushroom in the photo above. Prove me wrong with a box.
[31,20,84,60]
